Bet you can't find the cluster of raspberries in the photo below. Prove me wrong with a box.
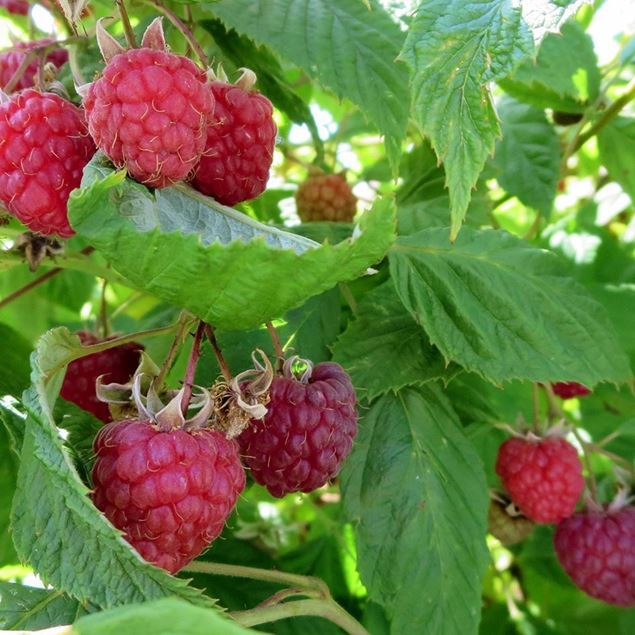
[62,333,357,574]
[494,426,634,607]
[0,30,277,236]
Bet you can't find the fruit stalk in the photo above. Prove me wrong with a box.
[265,321,285,371]
[154,311,196,392]
[570,76,635,155]
[231,598,369,635]
[143,0,208,67]
[115,0,137,48]
[204,324,233,381]
[0,246,94,311]
[180,321,206,414]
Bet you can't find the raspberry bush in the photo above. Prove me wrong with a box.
[0,2,634,635]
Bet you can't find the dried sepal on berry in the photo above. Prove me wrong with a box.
[238,355,358,498]
[210,349,273,439]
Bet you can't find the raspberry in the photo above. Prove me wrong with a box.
[0,89,95,237]
[488,499,535,545]
[92,418,245,573]
[239,362,357,498]
[0,0,29,15]
[552,382,591,399]
[191,73,277,206]
[84,48,213,188]
[495,435,584,524]
[60,332,143,422]
[0,40,68,91]
[295,173,357,222]
[554,506,635,606]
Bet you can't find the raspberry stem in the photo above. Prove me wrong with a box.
[231,598,369,635]
[265,321,285,372]
[0,246,94,311]
[115,0,137,48]
[99,279,109,338]
[154,311,195,391]
[183,560,366,633]
[204,324,233,382]
[184,560,330,595]
[143,0,208,67]
[180,321,205,415]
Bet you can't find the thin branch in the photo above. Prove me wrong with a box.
[183,561,329,596]
[266,321,285,371]
[116,0,137,48]
[181,321,205,414]
[566,76,635,158]
[154,312,195,391]
[204,324,233,382]
[143,0,208,67]
[231,598,369,635]
[0,246,94,311]
[99,278,109,338]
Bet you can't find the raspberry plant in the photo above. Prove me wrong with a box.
[0,2,634,635]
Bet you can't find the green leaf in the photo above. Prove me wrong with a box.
[0,426,18,565]
[203,0,409,166]
[389,227,632,385]
[73,597,257,635]
[199,18,315,127]
[342,386,489,635]
[499,21,601,112]
[0,323,32,397]
[69,162,394,331]
[493,97,560,215]
[0,582,82,630]
[598,117,635,202]
[10,329,215,610]
[332,281,456,400]
[400,0,590,239]
[397,144,491,235]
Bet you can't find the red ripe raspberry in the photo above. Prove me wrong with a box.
[0,89,95,237]
[192,77,277,206]
[552,382,591,399]
[0,40,68,91]
[92,419,245,573]
[295,173,357,222]
[60,332,143,422]
[0,0,29,15]
[495,436,584,524]
[84,48,213,188]
[239,362,357,498]
[554,506,635,606]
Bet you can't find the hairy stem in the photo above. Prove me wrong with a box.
[231,598,369,635]
[116,0,137,48]
[143,0,208,67]
[204,324,233,382]
[183,561,330,596]
[265,321,285,371]
[154,312,196,391]
[181,321,205,414]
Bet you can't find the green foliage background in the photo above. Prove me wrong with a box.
[0,1,634,634]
